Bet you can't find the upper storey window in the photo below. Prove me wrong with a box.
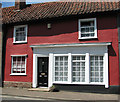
[13,25,27,43]
[78,18,97,39]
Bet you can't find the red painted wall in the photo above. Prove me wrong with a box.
[4,15,120,86]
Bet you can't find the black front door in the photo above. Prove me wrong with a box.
[37,57,49,87]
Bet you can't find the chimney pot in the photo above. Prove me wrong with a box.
[15,0,26,10]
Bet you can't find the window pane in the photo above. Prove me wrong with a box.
[72,56,85,82]
[64,77,68,81]
[90,27,94,32]
[54,56,68,82]
[12,56,26,74]
[81,28,85,33]
[90,56,104,82]
[80,20,95,38]
[15,26,26,42]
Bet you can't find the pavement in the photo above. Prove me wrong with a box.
[1,87,120,101]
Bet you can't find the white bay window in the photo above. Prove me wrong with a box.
[54,54,105,85]
[32,43,110,88]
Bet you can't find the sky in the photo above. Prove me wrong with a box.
[0,0,58,8]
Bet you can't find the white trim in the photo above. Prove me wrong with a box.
[30,42,111,48]
[13,41,27,44]
[72,54,86,56]
[54,54,68,56]
[85,53,90,83]
[10,73,27,76]
[104,47,109,88]
[32,54,49,88]
[68,53,72,83]
[11,54,28,57]
[13,25,28,44]
[78,18,97,39]
[53,82,105,85]
[48,53,54,87]
[32,54,37,88]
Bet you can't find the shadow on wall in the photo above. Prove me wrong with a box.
[108,45,116,56]
[7,15,117,38]
[28,16,117,37]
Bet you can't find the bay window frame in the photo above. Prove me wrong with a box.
[71,54,86,84]
[89,55,105,84]
[53,54,69,84]
[53,53,108,87]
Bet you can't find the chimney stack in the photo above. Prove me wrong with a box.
[15,0,26,10]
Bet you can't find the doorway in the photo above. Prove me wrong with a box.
[37,57,49,87]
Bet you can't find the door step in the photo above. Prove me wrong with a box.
[28,87,50,92]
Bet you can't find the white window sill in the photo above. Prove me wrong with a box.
[10,74,27,76]
[53,82,104,85]
[13,41,27,44]
[78,37,98,40]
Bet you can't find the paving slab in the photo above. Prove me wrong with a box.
[2,87,120,101]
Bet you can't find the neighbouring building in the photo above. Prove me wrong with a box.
[0,3,2,87]
[2,0,120,93]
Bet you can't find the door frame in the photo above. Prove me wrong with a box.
[32,54,53,88]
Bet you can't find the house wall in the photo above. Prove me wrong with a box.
[117,13,120,93]
[4,15,120,88]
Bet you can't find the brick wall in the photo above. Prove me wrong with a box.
[4,81,32,88]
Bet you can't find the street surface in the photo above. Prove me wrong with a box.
[1,95,119,102]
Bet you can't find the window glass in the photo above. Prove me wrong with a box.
[72,56,85,82]
[55,56,68,82]
[12,56,26,74]
[79,18,97,39]
[90,56,104,82]
[54,54,105,84]
[14,26,27,43]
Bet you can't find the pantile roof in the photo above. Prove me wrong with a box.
[2,1,120,24]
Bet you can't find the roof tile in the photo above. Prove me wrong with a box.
[2,2,120,24]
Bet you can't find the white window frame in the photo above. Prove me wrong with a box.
[10,55,27,76]
[78,18,97,39]
[89,55,104,84]
[13,25,28,43]
[72,55,86,84]
[53,53,107,86]
[53,54,69,84]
